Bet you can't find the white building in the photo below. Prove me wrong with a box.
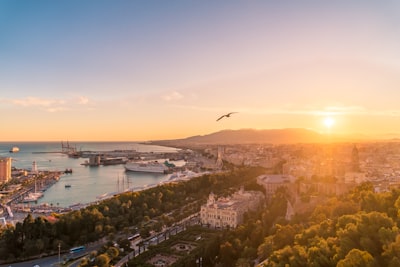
[200,188,264,228]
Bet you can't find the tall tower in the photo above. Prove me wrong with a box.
[216,146,224,169]
[207,192,216,206]
[0,157,12,184]
[32,161,38,174]
[351,145,360,172]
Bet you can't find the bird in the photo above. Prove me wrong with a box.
[216,112,237,121]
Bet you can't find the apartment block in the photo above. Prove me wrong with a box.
[0,157,12,184]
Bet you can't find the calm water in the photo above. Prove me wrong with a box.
[0,142,180,207]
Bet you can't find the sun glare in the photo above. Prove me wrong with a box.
[323,117,335,129]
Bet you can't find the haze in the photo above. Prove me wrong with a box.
[1,1,400,141]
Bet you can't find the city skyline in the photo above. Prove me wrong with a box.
[2,1,400,141]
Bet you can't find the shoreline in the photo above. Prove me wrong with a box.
[5,169,211,224]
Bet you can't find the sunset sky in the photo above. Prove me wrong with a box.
[2,1,400,141]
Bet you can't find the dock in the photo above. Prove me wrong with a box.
[32,151,63,154]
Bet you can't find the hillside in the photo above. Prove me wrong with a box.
[150,128,334,146]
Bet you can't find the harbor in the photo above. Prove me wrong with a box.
[0,142,185,209]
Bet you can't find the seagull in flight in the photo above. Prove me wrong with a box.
[216,112,237,121]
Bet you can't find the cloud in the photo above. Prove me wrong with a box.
[77,96,89,105]
[2,96,92,112]
[162,91,184,102]
[46,107,67,112]
[11,97,65,107]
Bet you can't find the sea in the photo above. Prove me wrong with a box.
[0,142,181,208]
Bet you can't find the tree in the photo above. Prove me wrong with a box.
[106,246,119,260]
[203,235,220,266]
[350,182,374,202]
[336,211,398,265]
[383,235,400,265]
[95,253,111,267]
[337,249,375,267]
[306,238,337,267]
[257,236,273,261]
[268,245,307,267]
[78,257,90,267]
[236,258,251,267]
[219,241,236,267]
[272,224,298,250]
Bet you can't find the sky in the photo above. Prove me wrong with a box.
[2,0,400,141]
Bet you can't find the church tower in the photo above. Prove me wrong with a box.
[351,145,360,172]
[207,192,216,206]
[216,146,224,169]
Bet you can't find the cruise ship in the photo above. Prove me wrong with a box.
[124,160,169,173]
[9,146,20,153]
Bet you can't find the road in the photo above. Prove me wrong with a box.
[114,213,200,267]
[0,243,103,267]
[0,214,199,267]
[0,253,64,267]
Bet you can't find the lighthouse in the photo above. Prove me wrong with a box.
[32,161,38,174]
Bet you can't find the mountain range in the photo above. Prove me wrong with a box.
[149,128,367,146]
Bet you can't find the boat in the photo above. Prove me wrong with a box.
[23,192,44,202]
[168,170,198,181]
[65,184,71,188]
[64,168,73,174]
[9,146,20,153]
[124,160,169,173]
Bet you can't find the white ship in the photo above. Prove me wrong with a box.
[9,146,20,153]
[23,192,44,202]
[124,160,169,173]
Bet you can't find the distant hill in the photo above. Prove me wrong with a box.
[151,128,334,146]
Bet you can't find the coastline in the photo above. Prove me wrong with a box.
[6,169,210,225]
[0,142,189,217]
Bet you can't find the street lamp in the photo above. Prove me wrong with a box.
[196,256,202,267]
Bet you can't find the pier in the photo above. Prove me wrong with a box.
[32,151,63,154]
[4,188,34,205]
[3,171,61,206]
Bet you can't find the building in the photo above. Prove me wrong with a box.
[200,188,264,228]
[351,145,360,172]
[0,157,12,184]
[257,174,296,200]
[215,146,224,169]
[32,161,38,173]
[344,172,366,184]
[298,181,353,196]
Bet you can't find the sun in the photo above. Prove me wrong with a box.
[323,117,335,129]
